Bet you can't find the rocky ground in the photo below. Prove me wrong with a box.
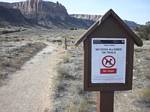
[0,26,85,86]
[0,27,46,85]
[0,26,149,112]
[53,36,150,112]
[115,42,150,112]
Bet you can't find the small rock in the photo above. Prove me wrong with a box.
[133,76,137,80]
[138,59,141,63]
[123,94,128,97]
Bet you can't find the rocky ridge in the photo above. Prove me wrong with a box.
[12,0,92,28]
[12,0,69,22]
[0,0,139,29]
[71,14,139,29]
[70,14,101,21]
[0,0,92,28]
[0,5,29,26]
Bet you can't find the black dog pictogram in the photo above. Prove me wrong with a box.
[102,56,116,68]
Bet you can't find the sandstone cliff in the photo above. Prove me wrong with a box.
[0,5,29,26]
[12,0,69,26]
[0,0,139,29]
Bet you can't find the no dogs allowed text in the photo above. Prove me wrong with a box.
[91,38,127,83]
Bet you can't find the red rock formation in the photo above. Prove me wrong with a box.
[27,0,42,12]
[12,0,68,21]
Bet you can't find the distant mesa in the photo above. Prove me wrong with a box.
[70,14,102,22]
[71,14,139,29]
[0,0,139,29]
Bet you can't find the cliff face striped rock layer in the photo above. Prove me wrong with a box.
[12,0,69,23]
[0,0,91,28]
[0,0,139,28]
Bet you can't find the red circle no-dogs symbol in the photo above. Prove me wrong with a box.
[102,55,116,68]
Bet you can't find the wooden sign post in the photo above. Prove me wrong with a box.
[75,9,143,112]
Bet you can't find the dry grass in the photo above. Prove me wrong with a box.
[141,88,150,102]
[52,44,96,112]
[0,42,47,85]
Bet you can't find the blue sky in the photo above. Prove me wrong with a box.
[0,0,150,24]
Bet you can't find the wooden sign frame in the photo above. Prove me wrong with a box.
[75,9,143,91]
[84,37,134,91]
[75,9,143,112]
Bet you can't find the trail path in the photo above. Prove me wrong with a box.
[0,44,63,112]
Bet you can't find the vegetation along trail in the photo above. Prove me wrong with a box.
[0,43,64,112]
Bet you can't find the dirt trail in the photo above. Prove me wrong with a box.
[0,44,64,112]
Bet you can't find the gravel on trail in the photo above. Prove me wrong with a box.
[0,44,61,112]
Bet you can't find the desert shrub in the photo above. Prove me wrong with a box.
[67,97,95,112]
[79,99,91,112]
[136,21,150,40]
[63,54,70,63]
[57,83,66,93]
[0,73,8,80]
[70,27,77,30]
[1,29,21,34]
[57,65,70,79]
[57,64,76,80]
[145,75,150,80]
[141,88,150,105]
[54,47,96,112]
